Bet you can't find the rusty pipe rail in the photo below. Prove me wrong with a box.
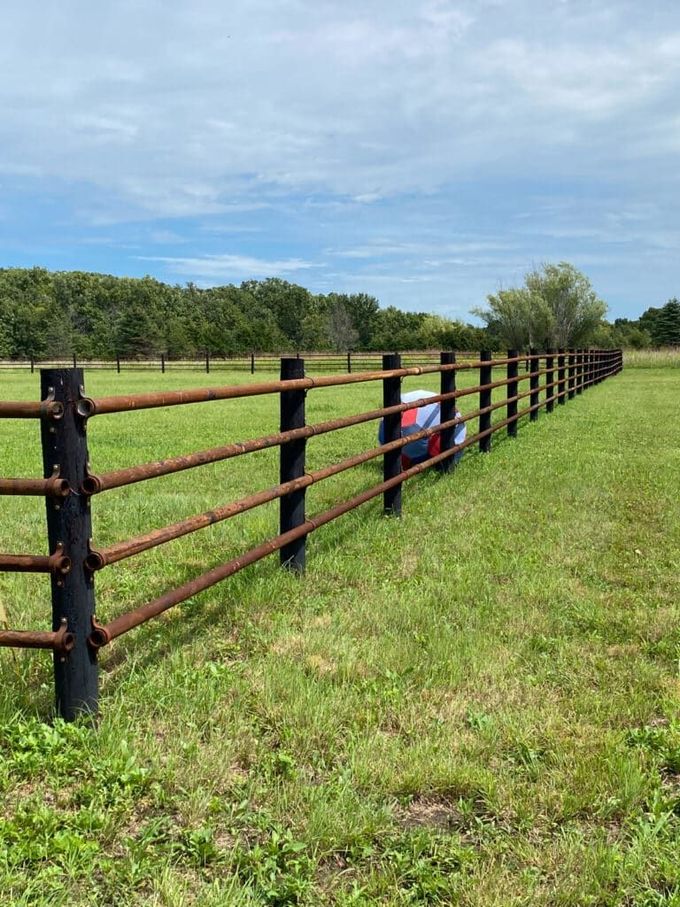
[0,475,70,497]
[0,619,74,654]
[89,397,552,650]
[0,399,64,420]
[82,388,462,494]
[85,407,480,569]
[84,370,542,495]
[81,356,532,417]
[0,548,71,575]
[86,376,563,570]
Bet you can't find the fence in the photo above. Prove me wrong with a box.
[0,348,622,719]
[0,351,479,375]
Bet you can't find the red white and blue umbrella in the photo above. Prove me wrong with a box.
[379,389,466,468]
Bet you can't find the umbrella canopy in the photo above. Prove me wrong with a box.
[379,389,466,468]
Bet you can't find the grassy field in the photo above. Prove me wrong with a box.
[1,365,679,906]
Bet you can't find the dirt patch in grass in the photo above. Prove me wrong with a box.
[395,796,465,831]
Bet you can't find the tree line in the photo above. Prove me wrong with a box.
[0,264,676,360]
[0,267,486,360]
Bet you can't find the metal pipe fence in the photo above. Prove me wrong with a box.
[0,350,479,375]
[0,348,623,719]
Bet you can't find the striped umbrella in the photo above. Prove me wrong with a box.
[379,389,466,468]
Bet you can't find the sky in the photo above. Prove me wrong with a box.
[1,0,679,322]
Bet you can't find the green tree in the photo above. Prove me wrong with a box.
[473,288,553,350]
[474,263,607,350]
[651,299,680,345]
[327,300,359,350]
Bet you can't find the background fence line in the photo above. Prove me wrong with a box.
[0,348,623,720]
[0,350,481,375]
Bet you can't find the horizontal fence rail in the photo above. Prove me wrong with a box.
[0,351,481,375]
[0,348,623,719]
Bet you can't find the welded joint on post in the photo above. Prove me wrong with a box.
[46,465,71,498]
[76,386,96,419]
[81,467,103,496]
[39,386,65,421]
[88,616,111,650]
[85,541,106,572]
[54,618,76,656]
[49,542,72,576]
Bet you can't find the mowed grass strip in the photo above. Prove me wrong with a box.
[1,367,679,906]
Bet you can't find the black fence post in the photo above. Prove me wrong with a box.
[382,353,402,516]
[30,357,35,374]
[280,357,306,571]
[205,351,210,374]
[39,369,98,720]
[529,348,539,422]
[251,352,255,374]
[567,348,576,399]
[161,353,165,374]
[507,348,518,438]
[347,350,352,374]
[116,355,121,374]
[545,349,555,413]
[72,353,77,369]
[479,350,493,451]
[439,351,456,470]
[557,348,566,405]
[575,349,583,395]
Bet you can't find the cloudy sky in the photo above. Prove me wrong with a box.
[1,0,679,320]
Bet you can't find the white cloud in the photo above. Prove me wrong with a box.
[140,253,317,280]
[1,0,679,318]
[1,0,679,218]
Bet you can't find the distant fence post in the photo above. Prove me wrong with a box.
[250,352,255,374]
[161,354,165,374]
[347,350,352,374]
[545,349,555,413]
[205,351,210,374]
[439,351,456,470]
[72,353,77,369]
[576,349,583,395]
[30,357,35,374]
[529,348,539,422]
[479,350,493,451]
[280,357,306,571]
[507,349,518,438]
[116,355,121,374]
[557,348,566,405]
[39,368,98,720]
[382,353,402,516]
[568,349,576,399]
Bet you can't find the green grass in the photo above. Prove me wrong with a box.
[1,366,679,905]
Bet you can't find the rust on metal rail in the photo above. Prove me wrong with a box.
[84,371,538,496]
[0,619,74,654]
[83,356,528,417]
[0,545,71,575]
[86,355,619,650]
[82,388,471,494]
[86,408,477,569]
[0,474,70,497]
[88,418,509,648]
[0,398,64,420]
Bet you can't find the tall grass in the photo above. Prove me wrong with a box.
[623,347,680,368]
